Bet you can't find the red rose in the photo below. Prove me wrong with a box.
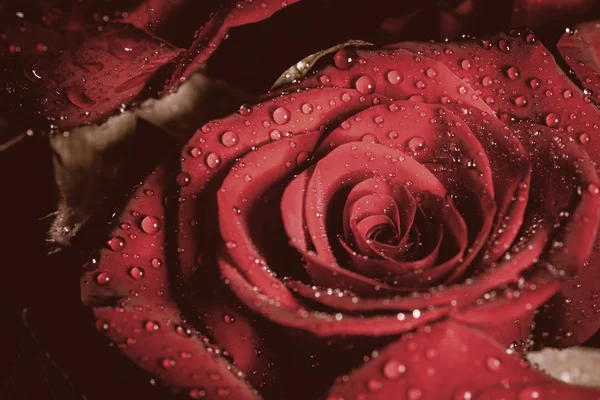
[80,27,600,399]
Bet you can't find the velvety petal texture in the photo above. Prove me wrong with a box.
[79,21,600,400]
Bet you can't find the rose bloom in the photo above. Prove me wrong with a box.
[72,2,600,400]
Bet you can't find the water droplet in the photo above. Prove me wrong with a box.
[160,357,176,369]
[361,134,378,143]
[382,360,406,380]
[63,85,95,108]
[526,33,536,43]
[481,76,493,87]
[460,59,471,70]
[386,70,403,84]
[588,183,599,195]
[206,153,222,169]
[177,172,191,186]
[151,258,163,268]
[513,95,528,108]
[140,216,161,234]
[238,104,252,116]
[407,136,426,152]
[563,89,573,100]
[272,107,291,125]
[367,379,383,391]
[189,388,207,399]
[144,320,160,332]
[220,131,239,147]
[518,387,541,399]
[458,86,467,95]
[301,103,314,114]
[407,387,423,399]
[108,40,144,60]
[216,387,231,397]
[333,48,358,70]
[95,272,111,286]
[319,75,331,85]
[107,236,126,251]
[355,75,376,94]
[544,113,560,128]
[388,131,398,139]
[498,39,511,53]
[528,78,540,89]
[426,68,437,78]
[296,151,311,166]
[505,66,520,80]
[190,147,202,158]
[578,132,590,144]
[485,356,502,371]
[415,80,426,89]
[341,92,352,102]
[129,266,145,280]
[454,389,473,400]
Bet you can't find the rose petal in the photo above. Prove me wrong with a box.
[168,0,303,88]
[176,87,383,288]
[325,320,600,400]
[288,47,492,114]
[30,23,182,131]
[91,302,261,399]
[454,270,560,347]
[218,131,323,308]
[219,256,449,337]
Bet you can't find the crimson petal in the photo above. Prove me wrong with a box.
[325,320,600,400]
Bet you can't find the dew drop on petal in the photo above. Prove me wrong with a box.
[386,70,403,84]
[238,104,252,116]
[161,357,176,369]
[220,131,239,147]
[407,387,423,399]
[177,172,191,186]
[129,266,145,280]
[588,183,600,195]
[107,236,126,251]
[206,153,222,169]
[189,388,207,399]
[319,74,331,85]
[382,360,406,380]
[361,134,379,143]
[151,258,163,269]
[481,76,493,87]
[513,95,528,108]
[498,39,511,53]
[272,107,291,125]
[485,356,502,371]
[95,272,111,286]
[301,103,314,114]
[355,75,376,94]
[407,136,426,152]
[190,147,202,158]
[505,66,520,80]
[528,78,540,89]
[333,48,358,70]
[544,112,560,128]
[578,132,590,144]
[141,216,161,234]
[518,387,542,400]
[144,320,160,332]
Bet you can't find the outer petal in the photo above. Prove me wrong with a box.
[557,21,600,105]
[325,320,600,400]
[168,0,303,87]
